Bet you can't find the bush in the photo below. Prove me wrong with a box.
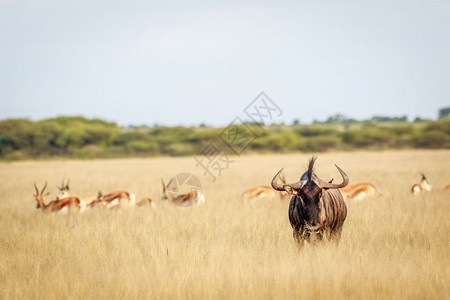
[297,136,342,152]
[126,141,158,153]
[412,131,450,148]
[0,117,449,160]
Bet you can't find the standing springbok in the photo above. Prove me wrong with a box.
[271,157,349,245]
[411,173,432,195]
[241,185,290,200]
[340,183,379,201]
[34,183,86,214]
[56,178,97,205]
[161,179,205,207]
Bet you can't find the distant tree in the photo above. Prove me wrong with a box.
[292,119,300,125]
[324,113,347,124]
[413,117,430,123]
[438,107,450,119]
[371,116,408,123]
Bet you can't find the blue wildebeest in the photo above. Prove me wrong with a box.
[271,157,349,245]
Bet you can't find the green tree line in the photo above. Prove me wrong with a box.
[0,116,449,160]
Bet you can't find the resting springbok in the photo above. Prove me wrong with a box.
[100,190,136,208]
[56,178,97,205]
[34,183,86,214]
[271,157,348,245]
[411,173,432,195]
[161,179,205,207]
[339,183,379,201]
[241,185,290,200]
[137,197,156,207]
[86,191,105,209]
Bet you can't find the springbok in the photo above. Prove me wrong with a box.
[137,198,156,207]
[161,179,205,207]
[34,183,86,214]
[411,173,432,195]
[339,183,379,201]
[100,190,136,208]
[56,178,97,205]
[241,185,290,200]
[444,185,450,193]
[271,157,348,245]
[86,191,105,209]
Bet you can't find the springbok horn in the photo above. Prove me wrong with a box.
[318,165,349,189]
[41,182,48,195]
[58,178,64,189]
[164,179,176,201]
[34,183,39,196]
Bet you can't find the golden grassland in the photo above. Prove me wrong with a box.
[0,150,449,299]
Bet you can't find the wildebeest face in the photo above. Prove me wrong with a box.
[285,181,323,232]
[299,181,322,229]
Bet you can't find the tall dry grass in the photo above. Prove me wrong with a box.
[0,150,449,299]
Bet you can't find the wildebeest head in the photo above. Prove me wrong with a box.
[271,157,349,232]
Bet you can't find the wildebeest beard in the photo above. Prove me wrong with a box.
[298,181,323,237]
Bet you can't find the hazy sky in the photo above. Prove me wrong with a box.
[1,0,449,126]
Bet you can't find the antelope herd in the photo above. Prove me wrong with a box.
[33,177,205,214]
[32,157,447,246]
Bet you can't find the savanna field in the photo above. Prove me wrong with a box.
[0,150,449,299]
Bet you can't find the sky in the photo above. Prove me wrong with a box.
[0,0,449,126]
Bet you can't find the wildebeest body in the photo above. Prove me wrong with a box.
[272,157,349,245]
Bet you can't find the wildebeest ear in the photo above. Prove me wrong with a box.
[321,179,334,190]
[282,185,299,195]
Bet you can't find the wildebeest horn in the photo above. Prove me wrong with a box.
[271,168,286,191]
[272,168,305,191]
[284,181,305,190]
[318,165,349,189]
